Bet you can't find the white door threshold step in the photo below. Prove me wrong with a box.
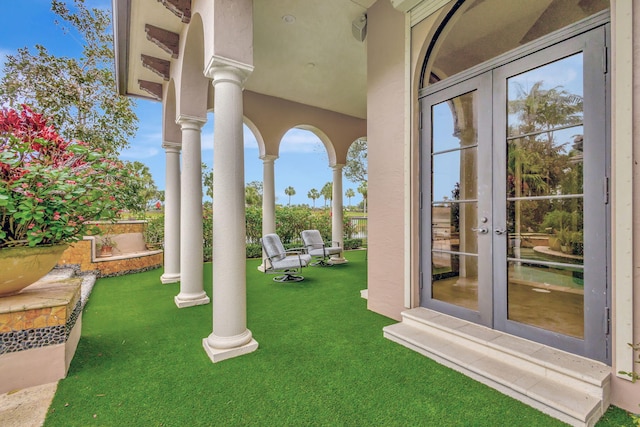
[383,308,610,427]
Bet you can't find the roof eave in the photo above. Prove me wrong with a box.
[112,0,131,96]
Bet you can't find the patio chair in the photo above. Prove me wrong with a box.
[260,233,311,282]
[300,229,342,266]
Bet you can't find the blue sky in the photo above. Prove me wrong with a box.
[0,0,363,207]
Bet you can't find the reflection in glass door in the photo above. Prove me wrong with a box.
[421,26,609,361]
[492,27,610,362]
[431,92,479,311]
[423,74,492,326]
[504,54,585,339]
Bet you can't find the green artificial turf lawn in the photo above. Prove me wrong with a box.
[44,250,635,426]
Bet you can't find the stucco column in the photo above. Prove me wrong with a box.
[160,142,181,284]
[174,117,210,308]
[331,164,347,263]
[203,62,258,362]
[258,154,277,271]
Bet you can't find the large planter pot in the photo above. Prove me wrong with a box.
[0,244,68,297]
[99,245,114,257]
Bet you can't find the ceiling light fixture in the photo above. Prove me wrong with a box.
[282,14,296,24]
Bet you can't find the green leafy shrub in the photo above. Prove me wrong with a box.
[246,243,262,259]
[245,206,262,244]
[541,209,582,234]
[209,206,360,261]
[276,206,312,244]
[312,210,332,241]
[143,214,164,249]
[343,215,356,239]
[203,203,212,262]
[343,238,363,250]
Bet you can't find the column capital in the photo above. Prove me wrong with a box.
[332,163,346,170]
[204,55,254,86]
[162,141,182,152]
[176,115,206,129]
[260,154,278,163]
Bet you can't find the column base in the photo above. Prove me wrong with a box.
[329,257,349,265]
[174,292,210,308]
[161,273,180,284]
[202,338,259,363]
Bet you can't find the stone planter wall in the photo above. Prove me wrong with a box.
[57,220,163,277]
[0,272,82,394]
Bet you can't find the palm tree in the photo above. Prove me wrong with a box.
[508,81,583,235]
[321,182,332,208]
[357,182,368,213]
[307,188,320,208]
[245,181,263,207]
[245,186,261,207]
[284,186,296,206]
[345,188,355,208]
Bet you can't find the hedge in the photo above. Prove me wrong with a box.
[149,205,362,261]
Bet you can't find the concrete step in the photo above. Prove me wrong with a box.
[383,308,610,427]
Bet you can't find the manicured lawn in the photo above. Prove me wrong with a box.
[44,250,634,426]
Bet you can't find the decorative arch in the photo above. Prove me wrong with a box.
[289,124,337,167]
[175,12,208,120]
[418,0,609,89]
[417,1,466,89]
[243,116,266,159]
[163,79,180,143]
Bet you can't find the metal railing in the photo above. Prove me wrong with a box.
[348,216,368,241]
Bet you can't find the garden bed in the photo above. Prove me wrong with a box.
[57,221,163,277]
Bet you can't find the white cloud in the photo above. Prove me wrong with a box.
[120,145,160,160]
[280,129,326,154]
[203,127,323,155]
[509,56,582,94]
[120,130,162,160]
[201,129,214,150]
[244,131,260,150]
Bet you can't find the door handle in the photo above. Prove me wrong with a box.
[494,228,507,235]
[471,227,488,234]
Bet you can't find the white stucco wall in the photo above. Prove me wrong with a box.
[366,0,407,321]
[609,0,640,412]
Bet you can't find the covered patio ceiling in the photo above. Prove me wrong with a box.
[113,0,376,119]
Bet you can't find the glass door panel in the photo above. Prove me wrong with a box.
[423,73,492,326]
[431,92,479,311]
[421,25,608,362]
[504,54,585,338]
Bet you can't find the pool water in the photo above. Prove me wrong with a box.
[510,248,584,290]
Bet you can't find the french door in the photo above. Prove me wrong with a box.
[420,26,609,362]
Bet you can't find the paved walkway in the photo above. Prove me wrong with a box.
[0,382,57,427]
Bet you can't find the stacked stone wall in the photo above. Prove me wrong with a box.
[57,221,163,277]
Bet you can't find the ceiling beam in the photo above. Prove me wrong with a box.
[138,80,163,101]
[145,24,180,59]
[141,54,171,81]
[157,0,191,23]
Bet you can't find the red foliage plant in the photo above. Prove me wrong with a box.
[0,105,127,248]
